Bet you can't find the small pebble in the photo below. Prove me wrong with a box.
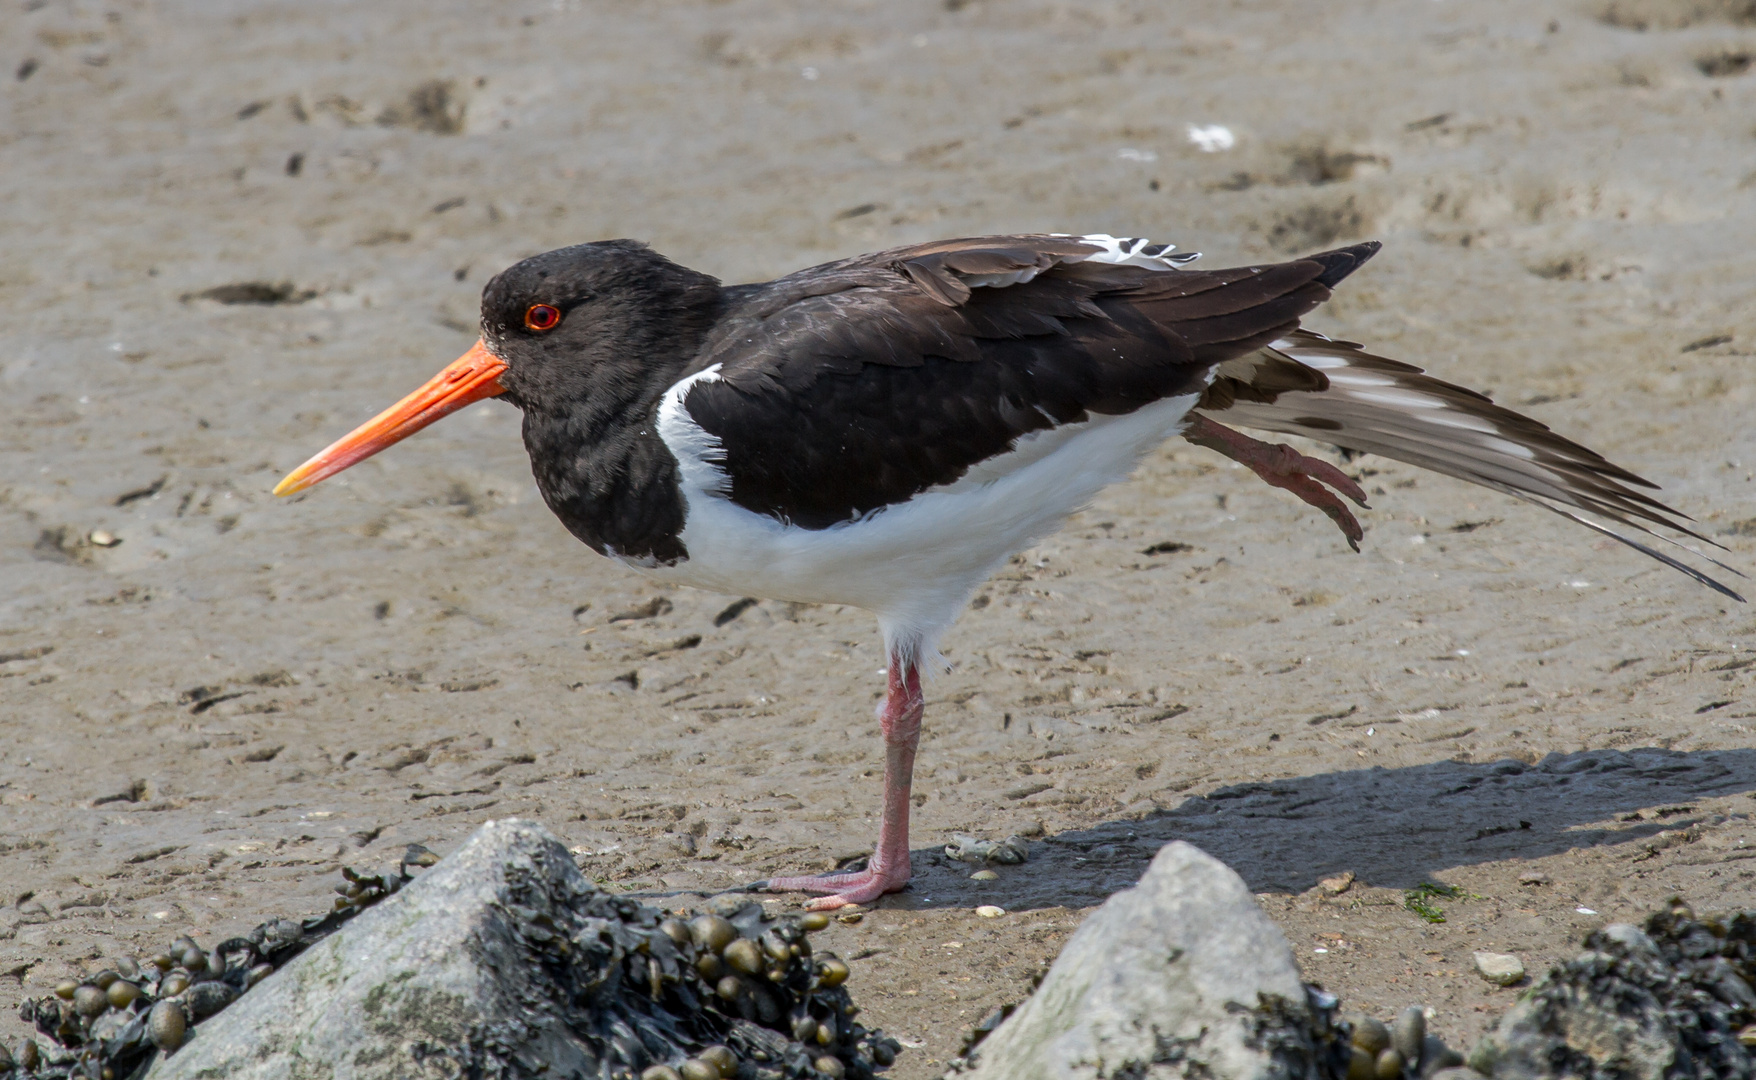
[1352,1016,1391,1056]
[148,1000,186,1052]
[115,957,140,980]
[1517,871,1551,886]
[793,1016,819,1043]
[1391,1005,1425,1060]
[678,1060,717,1080]
[1320,871,1356,895]
[658,919,693,947]
[92,969,120,990]
[696,953,724,981]
[1472,950,1525,986]
[975,905,1005,918]
[54,981,78,1001]
[151,954,175,973]
[160,972,190,998]
[836,911,863,925]
[814,1055,846,1079]
[640,1068,683,1080]
[970,869,998,881]
[800,912,831,932]
[1374,1047,1403,1079]
[89,529,119,547]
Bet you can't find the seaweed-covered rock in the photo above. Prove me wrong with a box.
[956,841,1350,1079]
[1468,902,1756,1079]
[135,818,894,1080]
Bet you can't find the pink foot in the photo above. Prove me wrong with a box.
[764,659,924,911]
[764,863,912,910]
[1184,414,1370,550]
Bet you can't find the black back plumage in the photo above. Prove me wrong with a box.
[683,237,1374,529]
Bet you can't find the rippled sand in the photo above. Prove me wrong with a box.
[3,1,1754,1072]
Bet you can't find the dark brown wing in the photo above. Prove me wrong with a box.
[682,235,1376,529]
[1198,328,1744,601]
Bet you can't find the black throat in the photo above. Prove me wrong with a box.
[488,245,727,565]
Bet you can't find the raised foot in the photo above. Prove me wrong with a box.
[1184,414,1370,550]
[764,866,910,910]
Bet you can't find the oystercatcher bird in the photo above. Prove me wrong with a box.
[276,233,1739,909]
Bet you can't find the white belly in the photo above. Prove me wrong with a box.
[646,377,1200,651]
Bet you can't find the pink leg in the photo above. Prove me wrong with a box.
[765,660,923,910]
[1183,414,1370,550]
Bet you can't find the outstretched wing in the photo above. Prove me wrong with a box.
[1198,328,1744,601]
[681,234,1377,529]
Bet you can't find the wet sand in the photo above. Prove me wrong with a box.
[3,0,1755,1074]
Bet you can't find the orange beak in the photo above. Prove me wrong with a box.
[274,339,509,496]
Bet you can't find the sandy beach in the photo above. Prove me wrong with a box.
[3,0,1755,1073]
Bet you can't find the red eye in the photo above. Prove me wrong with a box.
[523,304,561,331]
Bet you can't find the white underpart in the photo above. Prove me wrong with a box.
[647,390,1203,671]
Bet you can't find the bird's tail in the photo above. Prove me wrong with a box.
[1195,327,1745,601]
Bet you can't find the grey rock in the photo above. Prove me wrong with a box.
[961,841,1340,1079]
[1470,951,1525,987]
[140,818,890,1080]
[1466,905,1756,1079]
[146,819,605,1079]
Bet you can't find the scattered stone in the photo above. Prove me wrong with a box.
[954,841,1350,1079]
[88,529,120,547]
[970,870,998,881]
[944,834,1030,866]
[1320,871,1356,895]
[1468,902,1756,1079]
[974,906,1005,919]
[1472,952,1526,987]
[1516,871,1550,886]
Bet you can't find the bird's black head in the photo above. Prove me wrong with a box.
[480,240,723,413]
[272,239,721,499]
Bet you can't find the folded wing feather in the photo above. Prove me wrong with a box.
[1199,328,1744,601]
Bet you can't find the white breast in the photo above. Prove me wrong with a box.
[648,372,1200,658]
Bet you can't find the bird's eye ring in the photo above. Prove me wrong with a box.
[524,304,562,331]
